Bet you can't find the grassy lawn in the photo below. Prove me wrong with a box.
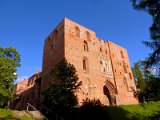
[0,101,160,120]
[108,101,160,120]
[0,109,32,120]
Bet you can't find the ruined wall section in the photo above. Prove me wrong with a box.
[13,79,41,110]
[10,72,41,110]
[15,78,28,95]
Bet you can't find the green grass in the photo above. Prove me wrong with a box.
[0,109,13,119]
[0,101,160,120]
[107,101,160,120]
[0,109,32,120]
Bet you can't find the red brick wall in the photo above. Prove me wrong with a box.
[15,78,28,95]
[11,18,138,109]
[108,42,137,104]
[41,20,65,92]
[41,18,138,105]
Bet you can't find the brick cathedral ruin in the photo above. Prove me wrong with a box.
[10,18,138,110]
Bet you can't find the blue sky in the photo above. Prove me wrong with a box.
[0,0,152,82]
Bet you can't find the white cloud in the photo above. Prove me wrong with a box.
[15,76,28,84]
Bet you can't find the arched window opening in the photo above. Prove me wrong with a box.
[83,59,86,70]
[129,73,132,79]
[100,47,102,52]
[100,60,103,65]
[84,41,89,52]
[123,62,127,73]
[75,26,80,38]
[105,49,107,54]
[86,31,90,41]
[103,68,106,72]
[83,57,89,73]
[120,51,124,59]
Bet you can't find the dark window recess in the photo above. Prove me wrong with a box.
[100,60,103,64]
[105,49,107,54]
[86,31,90,41]
[75,26,80,38]
[123,63,127,73]
[83,60,86,70]
[120,51,124,59]
[100,47,102,52]
[84,41,89,51]
[83,57,90,73]
[129,73,132,79]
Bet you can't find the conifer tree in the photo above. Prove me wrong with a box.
[42,58,81,119]
[131,0,160,68]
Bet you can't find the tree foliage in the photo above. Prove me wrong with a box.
[73,99,109,120]
[132,62,147,102]
[0,47,20,107]
[131,0,160,67]
[132,62,147,93]
[42,58,81,119]
[49,58,81,93]
[132,60,160,102]
[145,75,160,101]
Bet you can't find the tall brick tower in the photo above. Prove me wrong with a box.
[41,18,138,105]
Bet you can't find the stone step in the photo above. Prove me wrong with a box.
[26,111,44,120]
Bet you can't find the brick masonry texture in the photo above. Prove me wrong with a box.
[10,18,138,110]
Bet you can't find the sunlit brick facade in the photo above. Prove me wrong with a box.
[41,18,138,105]
[10,18,138,110]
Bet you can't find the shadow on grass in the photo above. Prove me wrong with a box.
[42,100,160,120]
[70,101,160,120]
[106,106,133,120]
[149,110,160,120]
[68,99,134,120]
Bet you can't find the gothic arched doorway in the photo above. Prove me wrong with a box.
[103,86,112,105]
[103,80,117,106]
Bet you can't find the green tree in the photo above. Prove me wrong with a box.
[42,58,81,119]
[132,62,147,102]
[132,61,160,101]
[132,62,146,93]
[143,67,160,101]
[131,0,160,68]
[75,99,109,120]
[0,47,20,107]
[145,75,160,101]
